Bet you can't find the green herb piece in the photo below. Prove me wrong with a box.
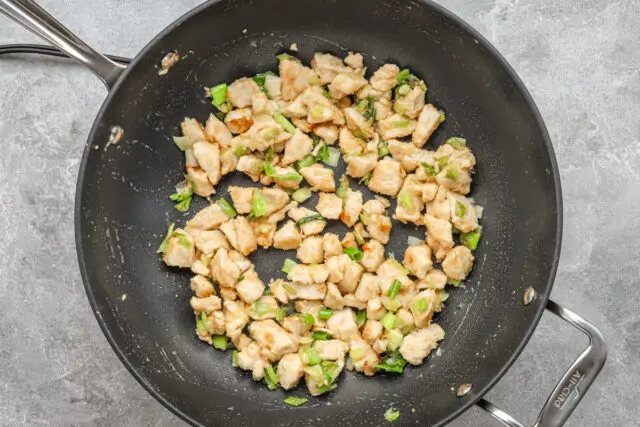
[235,144,249,157]
[274,112,297,133]
[384,408,400,422]
[381,312,397,331]
[315,143,329,162]
[303,365,323,382]
[212,335,228,351]
[439,110,446,123]
[359,171,372,185]
[396,69,411,84]
[336,175,349,199]
[398,190,413,212]
[350,347,365,361]
[264,364,279,390]
[282,282,297,295]
[421,162,436,177]
[277,53,300,63]
[343,247,364,262]
[460,227,482,250]
[445,167,460,180]
[217,197,237,218]
[397,84,411,97]
[232,350,239,367]
[323,147,340,167]
[264,161,303,182]
[455,200,467,218]
[376,351,408,374]
[250,190,270,218]
[210,83,228,107]
[356,310,367,328]
[296,155,316,169]
[284,397,308,407]
[292,187,312,203]
[392,120,411,128]
[169,180,193,212]
[318,308,333,320]
[312,330,332,341]
[437,156,449,168]
[250,299,274,318]
[276,307,287,323]
[301,348,321,366]
[321,360,340,386]
[386,329,404,351]
[282,258,298,274]
[388,279,402,299]
[446,137,467,149]
[378,140,390,158]
[297,213,325,226]
[252,71,276,97]
[300,313,315,326]
[412,297,429,313]
[356,96,376,122]
[383,297,401,312]
[157,223,175,253]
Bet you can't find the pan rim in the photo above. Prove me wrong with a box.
[74,0,563,425]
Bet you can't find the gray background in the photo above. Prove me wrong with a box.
[0,0,637,425]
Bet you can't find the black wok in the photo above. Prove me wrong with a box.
[0,0,607,425]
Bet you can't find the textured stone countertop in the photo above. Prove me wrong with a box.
[0,0,638,426]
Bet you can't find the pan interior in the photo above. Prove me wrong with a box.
[76,0,561,425]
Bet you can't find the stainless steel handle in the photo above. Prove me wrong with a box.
[477,299,607,427]
[0,0,125,89]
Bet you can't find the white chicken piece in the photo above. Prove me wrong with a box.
[264,74,282,99]
[210,248,240,288]
[245,116,292,152]
[315,340,349,361]
[339,189,363,227]
[394,86,426,119]
[181,117,207,144]
[321,233,343,259]
[190,295,221,314]
[338,127,366,155]
[185,165,215,197]
[375,97,393,122]
[228,186,254,214]
[427,186,450,221]
[219,147,239,176]
[362,198,387,216]
[355,273,381,302]
[366,213,392,244]
[376,259,411,294]
[316,193,343,220]
[294,300,325,326]
[224,300,250,338]
[219,216,258,256]
[448,193,478,233]
[252,91,274,116]
[349,336,379,376]
[343,107,374,139]
[291,117,314,133]
[314,123,339,144]
[269,279,292,304]
[279,57,317,101]
[360,239,385,272]
[328,72,368,99]
[403,244,433,279]
[267,200,297,224]
[394,308,415,334]
[282,94,309,118]
[190,275,215,298]
[191,259,210,277]
[342,232,358,249]
[368,157,405,197]
[324,283,345,310]
[288,206,326,236]
[367,297,386,320]
[295,283,327,300]
[227,250,252,273]
[311,53,350,84]
[326,309,358,340]
[377,114,418,141]
[370,63,400,92]
[205,113,233,147]
[227,77,260,108]
[236,341,268,381]
[424,214,454,251]
[282,315,310,336]
[271,165,302,190]
[400,324,445,365]
[300,164,335,192]
[248,296,279,320]
[325,254,349,284]
[426,234,450,263]
[163,229,195,268]
[186,203,229,231]
[289,264,329,285]
[236,154,264,182]
[236,269,265,304]
[205,311,226,336]
[340,259,365,295]
[297,236,324,264]
[225,107,254,134]
[344,52,364,70]
[410,289,437,328]
[356,83,388,101]
[277,353,304,390]
[345,153,378,178]
[387,139,420,171]
[412,104,441,148]
[395,177,425,225]
[230,332,252,352]
[261,188,291,216]
[302,86,344,125]
[418,269,448,290]
[282,129,313,166]
[436,161,472,195]
[442,245,475,281]
[362,320,383,345]
[273,220,302,250]
[194,229,230,255]
[343,293,367,310]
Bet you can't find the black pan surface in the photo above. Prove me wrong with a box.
[76,0,562,425]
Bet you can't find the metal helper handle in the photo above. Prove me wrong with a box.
[477,299,607,427]
[0,0,125,89]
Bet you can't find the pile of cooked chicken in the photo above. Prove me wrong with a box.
[158,51,482,396]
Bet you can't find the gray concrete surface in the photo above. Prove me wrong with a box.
[0,0,638,425]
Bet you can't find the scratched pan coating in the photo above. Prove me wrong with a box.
[76,0,562,425]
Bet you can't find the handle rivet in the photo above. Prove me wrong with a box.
[523,287,536,305]
[457,383,472,397]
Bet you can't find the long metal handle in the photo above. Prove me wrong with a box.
[0,0,125,89]
[477,299,607,427]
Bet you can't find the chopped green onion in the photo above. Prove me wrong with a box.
[250,299,273,318]
[157,223,175,253]
[172,136,191,151]
[392,120,411,128]
[382,297,401,312]
[386,329,404,352]
[169,180,193,212]
[282,258,298,274]
[252,71,276,97]
[312,330,332,341]
[437,156,449,168]
[412,297,429,313]
[445,167,460,180]
[397,190,413,212]
[274,112,297,133]
[461,227,482,250]
[277,53,300,63]
[384,408,400,422]
[303,365,323,382]
[421,162,436,177]
[396,69,411,84]
[350,347,365,362]
[292,187,312,203]
[276,307,287,323]
[210,83,228,107]
[250,190,270,218]
[264,161,303,182]
[356,96,376,122]
[323,147,341,167]
[439,110,446,123]
[315,143,329,162]
[387,258,410,275]
[296,155,316,169]
[446,137,467,149]
[300,313,315,326]
[356,310,367,327]
[378,141,390,158]
[284,397,308,407]
[212,335,228,351]
[232,350,239,367]
[388,279,402,299]
[235,144,249,157]
[264,364,279,390]
[217,197,237,218]
[321,360,340,385]
[297,213,325,225]
[301,348,321,366]
[359,171,372,185]
[175,232,192,250]
[336,175,349,199]
[196,317,207,336]
[375,351,408,374]
[283,282,297,295]
[455,200,467,218]
[318,308,333,320]
[381,312,397,331]
[397,84,411,97]
[343,247,364,262]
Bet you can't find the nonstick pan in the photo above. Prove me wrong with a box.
[0,0,607,425]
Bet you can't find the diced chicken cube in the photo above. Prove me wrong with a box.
[368,157,405,197]
[418,269,448,291]
[448,193,478,233]
[362,320,383,345]
[225,107,254,134]
[277,353,304,390]
[295,283,327,300]
[339,260,364,295]
[273,220,302,250]
[377,113,417,140]
[186,203,229,230]
[191,259,210,276]
[210,248,240,288]
[190,275,215,298]
[297,236,324,264]
[403,244,433,279]
[314,123,339,144]
[279,58,317,101]
[247,296,279,320]
[300,164,336,192]
[236,154,264,182]
[360,239,385,272]
[205,114,233,147]
[326,309,358,340]
[387,139,420,172]
[340,189,363,227]
[252,91,274,116]
[436,161,472,195]
[270,278,293,304]
[288,206,326,236]
[362,199,387,216]
[224,300,250,338]
[186,165,215,197]
[345,153,378,178]
[367,297,386,320]
[324,283,344,310]
[282,129,314,166]
[394,86,426,119]
[338,127,366,155]
[316,193,343,220]
[236,341,268,381]
[343,293,367,310]
[370,64,400,92]
[227,77,260,108]
[194,229,230,255]
[328,72,368,99]
[264,74,282,99]
[395,308,415,334]
[311,53,350,84]
[343,107,374,139]
[375,97,393,121]
[410,289,437,328]
[282,315,309,336]
[325,254,348,284]
[355,273,381,302]
[190,295,221,314]
[344,52,364,70]
[219,147,239,176]
[236,269,265,304]
[219,216,257,256]
[294,300,325,326]
[205,311,226,335]
[314,339,349,360]
[366,213,392,244]
[400,324,445,365]
[322,233,343,259]
[283,94,308,118]
[412,104,441,148]
[228,186,254,214]
[163,229,195,268]
[181,117,207,144]
[424,214,454,250]
[289,264,329,285]
[442,245,474,281]
[349,336,379,376]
